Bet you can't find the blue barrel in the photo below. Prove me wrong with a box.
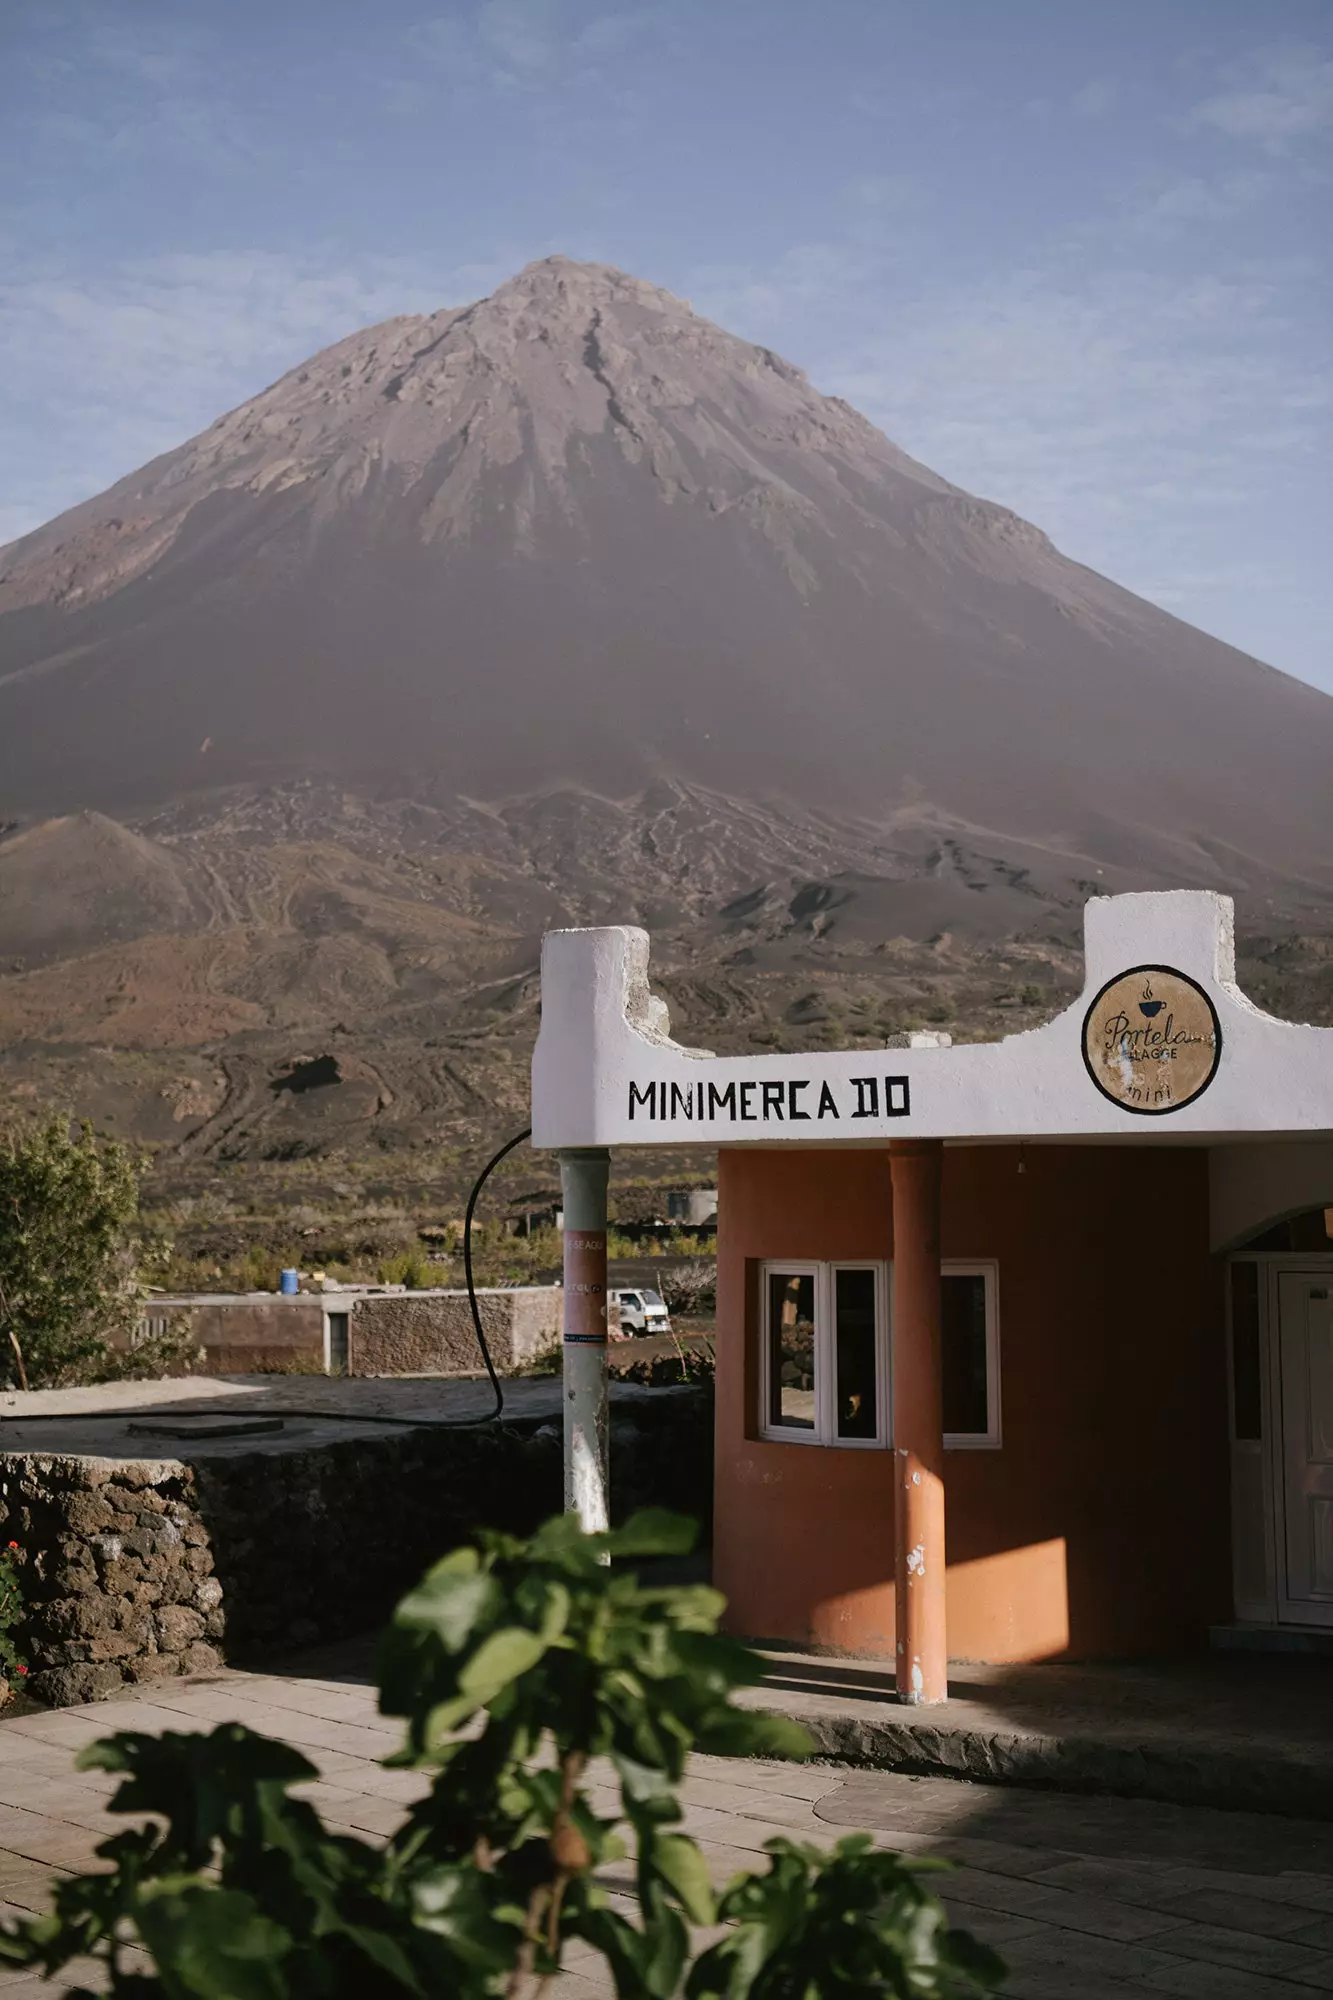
[279,1268,300,1295]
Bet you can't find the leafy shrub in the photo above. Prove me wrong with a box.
[107,1315,203,1383]
[247,1350,335,1376]
[377,1245,436,1289]
[0,1512,1003,1997]
[236,1245,286,1293]
[0,1541,27,1700]
[0,1118,162,1389]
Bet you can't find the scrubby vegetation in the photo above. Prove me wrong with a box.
[0,1118,198,1390]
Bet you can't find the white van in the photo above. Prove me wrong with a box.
[609,1286,671,1337]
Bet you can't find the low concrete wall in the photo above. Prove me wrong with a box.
[1,1386,710,1705]
[145,1296,326,1375]
[137,1287,567,1376]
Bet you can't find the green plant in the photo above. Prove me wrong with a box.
[236,1245,285,1293]
[377,1245,435,1289]
[0,1540,28,1699]
[0,1117,156,1390]
[248,1350,334,1376]
[0,1513,1004,1997]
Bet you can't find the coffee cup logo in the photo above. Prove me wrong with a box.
[1081,964,1221,1115]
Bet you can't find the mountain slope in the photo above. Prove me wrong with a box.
[1,256,1330,1182]
[1,256,1330,883]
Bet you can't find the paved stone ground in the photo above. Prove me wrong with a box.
[3,1651,1333,1997]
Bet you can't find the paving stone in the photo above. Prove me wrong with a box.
[5,1637,1333,1996]
[1291,1915,1333,1949]
[1006,1977,1163,2000]
[940,1863,1185,1941]
[1150,1884,1330,1937]
[1144,1920,1331,1977]
[1143,1963,1325,1998]
[1161,1864,1333,1915]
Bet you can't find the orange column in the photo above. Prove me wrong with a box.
[890,1139,947,1704]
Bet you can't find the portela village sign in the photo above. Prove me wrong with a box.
[1081,965,1221,1116]
[531,891,1333,1150]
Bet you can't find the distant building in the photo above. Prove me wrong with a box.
[134,1286,565,1377]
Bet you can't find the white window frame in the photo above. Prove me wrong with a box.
[939,1259,1002,1451]
[758,1258,1001,1451]
[759,1260,890,1449]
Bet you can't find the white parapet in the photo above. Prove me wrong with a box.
[531,891,1333,1149]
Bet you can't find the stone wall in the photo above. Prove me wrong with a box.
[0,1456,223,1707]
[0,1387,710,1706]
[348,1288,563,1375]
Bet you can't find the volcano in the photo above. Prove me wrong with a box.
[1,255,1329,880]
[0,257,1330,1178]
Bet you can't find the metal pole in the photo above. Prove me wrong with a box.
[559,1148,611,1540]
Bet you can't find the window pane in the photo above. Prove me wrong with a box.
[1230,1262,1261,1441]
[767,1271,816,1430]
[942,1273,989,1436]
[835,1267,878,1438]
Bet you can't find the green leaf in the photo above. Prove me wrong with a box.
[610,1752,678,1812]
[694,1710,814,1762]
[393,1565,499,1653]
[537,1578,571,1644]
[457,1625,548,1697]
[528,1513,604,1570]
[132,1881,290,1999]
[651,1833,716,1926]
[604,1510,699,1559]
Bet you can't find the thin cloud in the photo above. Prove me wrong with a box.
[0,249,495,544]
[1071,79,1118,118]
[686,236,1330,677]
[1189,48,1333,148]
[12,9,267,167]
[404,0,667,91]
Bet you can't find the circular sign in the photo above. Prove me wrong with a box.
[1081,964,1221,1116]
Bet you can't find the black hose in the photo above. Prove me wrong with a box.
[456,1126,533,1424]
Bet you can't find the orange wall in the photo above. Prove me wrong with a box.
[713,1144,1229,1661]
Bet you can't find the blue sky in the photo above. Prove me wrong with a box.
[2,0,1330,691]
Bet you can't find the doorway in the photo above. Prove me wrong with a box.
[1276,1271,1333,1626]
[325,1310,350,1375]
[1227,1249,1333,1628]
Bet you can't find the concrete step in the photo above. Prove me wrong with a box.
[1211,1620,1333,1656]
[737,1647,1333,1821]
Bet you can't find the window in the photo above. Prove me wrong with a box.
[759,1259,999,1450]
[761,1262,888,1447]
[940,1262,1001,1449]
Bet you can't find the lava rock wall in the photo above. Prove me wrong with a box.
[0,1387,711,1705]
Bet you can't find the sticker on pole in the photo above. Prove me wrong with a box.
[1081,964,1221,1116]
[563,1230,608,1343]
